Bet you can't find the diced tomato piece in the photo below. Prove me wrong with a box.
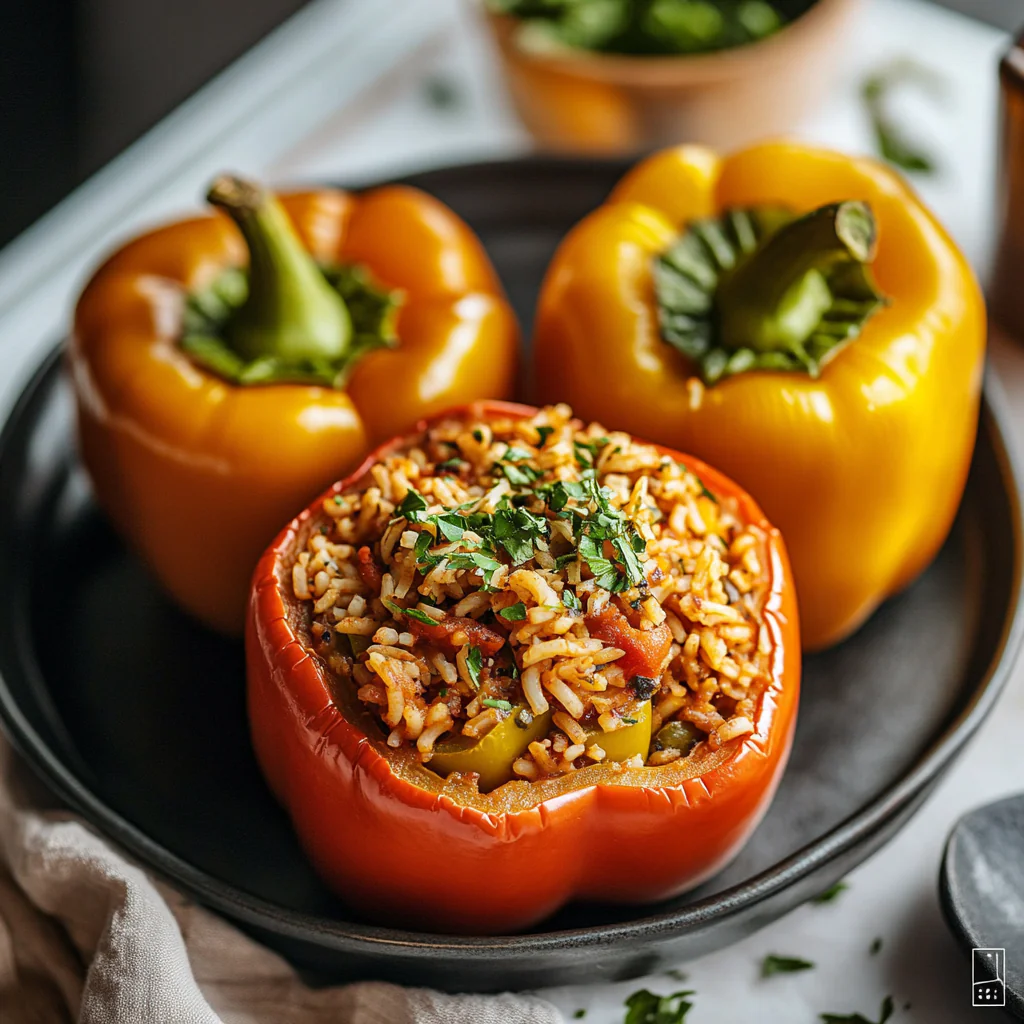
[356,546,383,593]
[585,604,672,681]
[406,615,505,656]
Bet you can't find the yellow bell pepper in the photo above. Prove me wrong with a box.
[71,177,518,634]
[534,142,985,650]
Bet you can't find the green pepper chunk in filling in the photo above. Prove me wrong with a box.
[429,706,552,791]
[654,719,702,757]
[586,700,652,763]
[428,700,655,791]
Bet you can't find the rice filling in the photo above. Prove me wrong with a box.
[292,404,772,789]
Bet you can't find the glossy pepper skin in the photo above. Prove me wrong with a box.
[70,187,518,634]
[533,142,986,650]
[246,400,799,935]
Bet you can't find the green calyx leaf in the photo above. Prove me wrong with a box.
[181,261,401,388]
[655,204,887,386]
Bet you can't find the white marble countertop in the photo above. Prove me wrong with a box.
[0,0,1020,1020]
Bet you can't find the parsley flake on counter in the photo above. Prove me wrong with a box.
[761,954,815,977]
[624,988,694,1024]
[870,937,883,956]
[862,60,940,175]
[812,881,848,904]
[423,75,463,111]
[820,995,894,1024]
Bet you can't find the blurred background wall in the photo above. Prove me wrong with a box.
[0,0,1020,249]
[0,0,304,246]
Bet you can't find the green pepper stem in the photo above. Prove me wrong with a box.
[716,201,880,356]
[206,175,352,364]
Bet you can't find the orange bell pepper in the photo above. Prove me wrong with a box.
[70,178,518,634]
[246,400,799,934]
[533,142,985,649]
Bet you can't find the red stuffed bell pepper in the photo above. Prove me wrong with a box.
[247,400,799,934]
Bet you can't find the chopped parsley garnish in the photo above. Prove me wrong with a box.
[561,588,581,614]
[438,686,448,697]
[500,458,541,486]
[696,476,718,504]
[493,505,548,564]
[624,988,694,1024]
[621,716,639,725]
[498,602,528,621]
[436,457,464,472]
[545,479,585,512]
[504,446,534,461]
[333,494,344,505]
[761,954,815,977]
[382,598,439,626]
[394,488,429,523]
[445,550,503,574]
[413,531,432,562]
[547,470,648,593]
[465,645,483,688]
[573,436,609,467]
[536,425,555,445]
[472,429,485,442]
[434,513,467,542]
[812,881,848,904]
[396,441,652,597]
[481,698,513,712]
[820,996,893,1024]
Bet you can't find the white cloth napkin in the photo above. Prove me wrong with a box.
[0,741,563,1024]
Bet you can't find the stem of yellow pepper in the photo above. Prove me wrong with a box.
[717,201,880,357]
[206,175,353,363]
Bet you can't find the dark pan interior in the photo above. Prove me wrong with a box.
[0,157,1020,990]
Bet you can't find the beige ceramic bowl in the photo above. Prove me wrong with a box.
[483,0,859,153]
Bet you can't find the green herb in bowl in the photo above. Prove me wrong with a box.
[488,0,789,56]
